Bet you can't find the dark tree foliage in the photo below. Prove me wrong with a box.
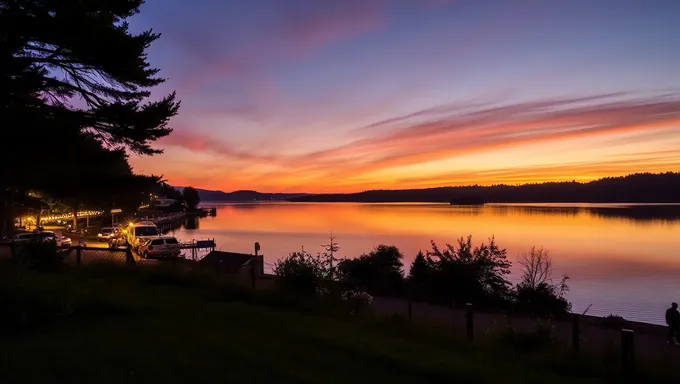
[407,251,430,299]
[35,134,160,228]
[182,186,200,211]
[408,251,428,283]
[1,0,178,234]
[424,236,512,308]
[337,245,405,296]
[273,251,327,297]
[1,0,179,157]
[515,280,571,316]
[156,181,183,201]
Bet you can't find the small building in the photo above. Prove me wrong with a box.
[199,251,264,277]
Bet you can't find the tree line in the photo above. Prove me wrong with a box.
[290,172,680,203]
[274,236,571,317]
[1,0,179,235]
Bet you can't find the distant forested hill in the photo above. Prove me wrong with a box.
[289,172,680,203]
[186,188,311,202]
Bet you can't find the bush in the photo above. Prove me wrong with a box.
[341,290,374,316]
[337,244,405,296]
[515,280,571,316]
[273,251,328,296]
[514,247,571,316]
[416,236,512,308]
[600,314,629,329]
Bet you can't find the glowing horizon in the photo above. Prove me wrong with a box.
[127,0,680,193]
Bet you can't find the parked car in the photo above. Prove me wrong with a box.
[10,232,42,244]
[39,231,72,247]
[97,227,121,242]
[6,231,70,247]
[138,236,181,259]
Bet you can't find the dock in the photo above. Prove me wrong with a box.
[180,238,216,260]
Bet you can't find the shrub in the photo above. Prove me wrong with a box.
[600,314,629,329]
[273,251,328,296]
[341,290,374,316]
[337,244,405,296]
[514,247,571,316]
[422,235,513,308]
[515,279,571,316]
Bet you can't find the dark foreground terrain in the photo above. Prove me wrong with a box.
[1,264,677,383]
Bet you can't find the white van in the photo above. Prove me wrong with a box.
[125,221,160,250]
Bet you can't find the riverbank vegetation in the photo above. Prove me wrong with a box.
[275,236,571,317]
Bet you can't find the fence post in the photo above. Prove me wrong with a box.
[465,303,474,341]
[621,329,635,374]
[125,247,135,265]
[572,314,580,354]
[76,245,82,265]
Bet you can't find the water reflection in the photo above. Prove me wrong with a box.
[489,204,680,222]
[169,202,680,325]
[185,216,200,230]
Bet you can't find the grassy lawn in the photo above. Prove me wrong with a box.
[0,265,662,383]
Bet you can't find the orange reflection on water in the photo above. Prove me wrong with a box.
[183,202,679,267]
[172,202,680,323]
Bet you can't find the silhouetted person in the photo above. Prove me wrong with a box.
[666,302,680,344]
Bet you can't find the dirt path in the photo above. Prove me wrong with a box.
[372,296,680,363]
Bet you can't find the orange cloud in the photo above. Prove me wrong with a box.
[142,92,680,192]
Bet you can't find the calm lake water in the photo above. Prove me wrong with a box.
[170,202,680,325]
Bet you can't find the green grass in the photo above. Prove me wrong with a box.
[0,265,666,383]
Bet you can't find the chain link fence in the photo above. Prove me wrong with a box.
[62,246,130,264]
[0,243,132,265]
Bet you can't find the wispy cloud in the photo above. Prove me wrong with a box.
[154,91,680,191]
[276,0,386,53]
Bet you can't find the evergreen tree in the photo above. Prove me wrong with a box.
[1,0,179,157]
[0,0,179,234]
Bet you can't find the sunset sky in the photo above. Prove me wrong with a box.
[128,0,680,193]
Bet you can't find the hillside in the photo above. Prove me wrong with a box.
[190,188,311,202]
[290,172,680,203]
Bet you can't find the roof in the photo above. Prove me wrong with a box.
[199,251,256,269]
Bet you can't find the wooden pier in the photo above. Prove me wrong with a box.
[180,238,216,260]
